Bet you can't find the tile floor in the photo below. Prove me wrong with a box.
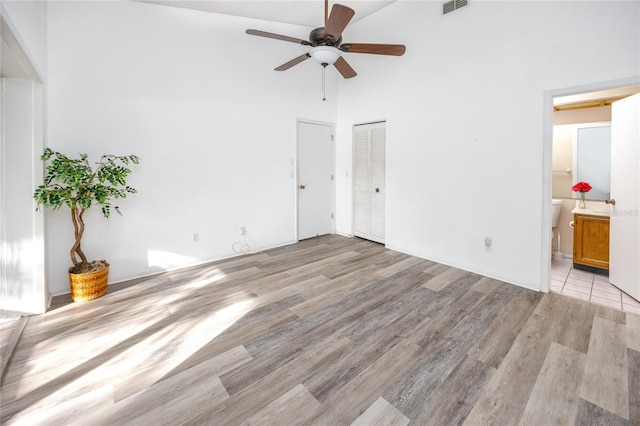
[551,257,640,315]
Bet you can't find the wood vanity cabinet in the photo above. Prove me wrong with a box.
[573,213,609,270]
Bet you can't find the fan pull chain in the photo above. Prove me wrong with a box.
[322,64,327,101]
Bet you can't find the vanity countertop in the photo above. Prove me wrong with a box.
[571,207,611,217]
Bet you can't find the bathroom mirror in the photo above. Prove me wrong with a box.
[552,123,611,201]
[576,126,611,200]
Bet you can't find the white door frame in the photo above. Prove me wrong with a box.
[542,76,640,293]
[296,118,336,241]
[1,15,48,314]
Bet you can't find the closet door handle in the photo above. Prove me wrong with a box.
[299,185,306,190]
[375,188,380,193]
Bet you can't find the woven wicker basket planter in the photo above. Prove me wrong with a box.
[69,265,109,302]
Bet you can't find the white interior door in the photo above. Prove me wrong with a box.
[370,125,386,242]
[353,122,386,244]
[609,93,640,301]
[298,121,333,240]
[353,127,371,237]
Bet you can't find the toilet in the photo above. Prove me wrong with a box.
[551,199,564,259]
[551,199,563,228]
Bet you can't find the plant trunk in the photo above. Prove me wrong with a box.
[70,207,88,269]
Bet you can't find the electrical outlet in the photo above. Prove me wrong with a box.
[240,226,246,236]
[192,232,199,243]
[484,236,492,252]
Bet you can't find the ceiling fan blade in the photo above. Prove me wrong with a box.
[340,43,406,56]
[246,29,311,46]
[333,56,357,79]
[322,4,355,42]
[275,53,311,71]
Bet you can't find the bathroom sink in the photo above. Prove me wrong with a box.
[572,207,610,217]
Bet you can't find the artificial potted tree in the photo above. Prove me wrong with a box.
[34,148,140,302]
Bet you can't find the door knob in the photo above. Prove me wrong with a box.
[299,185,306,190]
[375,188,380,193]
[605,199,616,205]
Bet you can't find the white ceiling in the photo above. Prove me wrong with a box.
[137,0,396,27]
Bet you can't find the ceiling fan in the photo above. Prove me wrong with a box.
[245,0,406,79]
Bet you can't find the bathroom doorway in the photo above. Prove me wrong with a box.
[545,81,640,314]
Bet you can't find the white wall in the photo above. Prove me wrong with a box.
[46,1,337,295]
[335,1,640,290]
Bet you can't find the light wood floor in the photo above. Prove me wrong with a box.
[1,235,639,425]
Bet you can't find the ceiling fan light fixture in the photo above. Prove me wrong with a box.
[310,45,341,65]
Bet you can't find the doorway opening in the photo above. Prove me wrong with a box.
[1,15,47,316]
[544,79,640,314]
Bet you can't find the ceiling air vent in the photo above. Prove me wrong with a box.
[443,0,468,15]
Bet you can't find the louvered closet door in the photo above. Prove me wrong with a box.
[353,122,386,243]
[354,127,371,237]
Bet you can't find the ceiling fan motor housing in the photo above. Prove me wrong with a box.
[310,27,342,46]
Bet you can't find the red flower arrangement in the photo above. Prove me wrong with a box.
[572,181,592,193]
[572,181,591,208]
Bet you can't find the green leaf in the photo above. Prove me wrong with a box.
[34,150,140,221]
